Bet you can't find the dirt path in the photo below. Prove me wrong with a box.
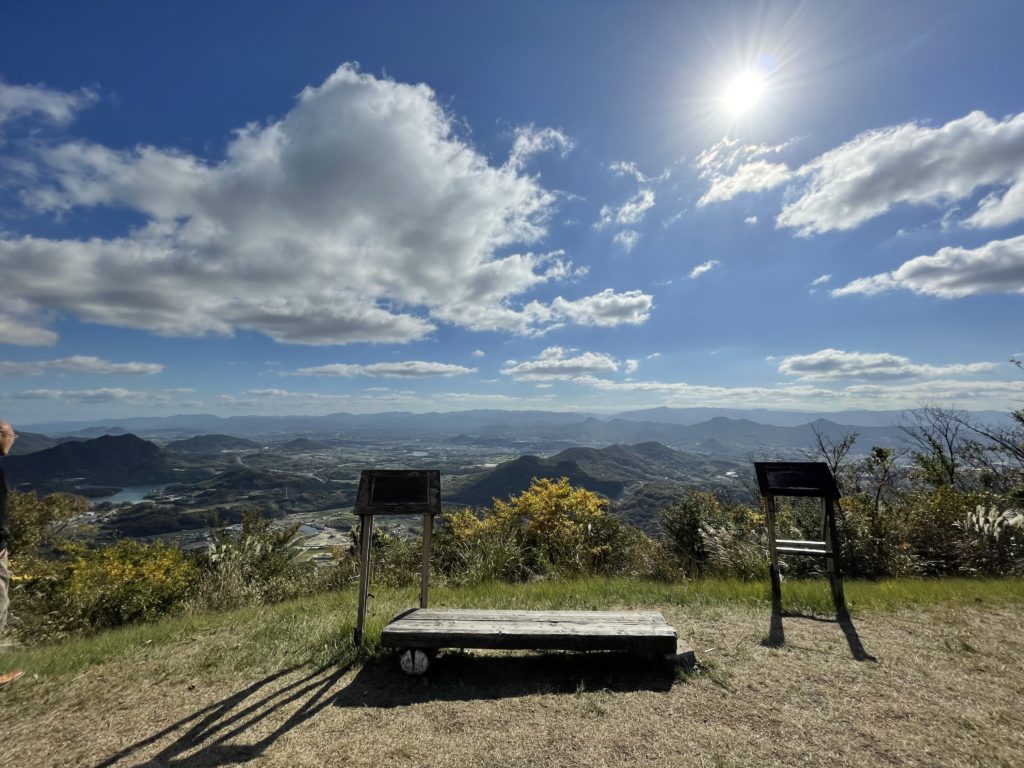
[3,604,1023,767]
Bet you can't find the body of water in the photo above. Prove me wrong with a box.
[90,484,172,505]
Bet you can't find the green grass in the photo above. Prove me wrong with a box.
[4,576,1022,684]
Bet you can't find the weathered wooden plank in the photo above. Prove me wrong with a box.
[380,607,678,653]
[385,621,676,636]
[407,614,671,626]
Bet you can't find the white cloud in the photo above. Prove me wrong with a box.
[698,160,792,206]
[0,65,636,345]
[624,359,639,375]
[777,348,998,381]
[744,216,758,225]
[507,125,574,170]
[471,349,486,358]
[832,235,1024,298]
[7,387,191,404]
[294,361,476,378]
[689,260,720,279]
[609,161,669,185]
[501,346,621,381]
[0,355,163,376]
[571,374,1019,410]
[810,274,831,287]
[647,352,661,359]
[695,138,792,206]
[550,288,653,327]
[612,229,640,252]
[596,189,656,229]
[0,81,98,125]
[778,110,1024,235]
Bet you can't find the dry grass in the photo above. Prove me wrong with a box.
[2,590,1024,767]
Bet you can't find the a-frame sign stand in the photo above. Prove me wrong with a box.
[353,469,441,645]
[754,461,847,622]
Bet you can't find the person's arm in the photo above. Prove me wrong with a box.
[0,466,8,553]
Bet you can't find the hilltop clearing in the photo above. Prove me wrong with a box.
[1,578,1022,768]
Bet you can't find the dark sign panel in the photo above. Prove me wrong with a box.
[355,469,441,516]
[371,473,430,506]
[754,461,840,499]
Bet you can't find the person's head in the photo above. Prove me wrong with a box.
[0,420,15,457]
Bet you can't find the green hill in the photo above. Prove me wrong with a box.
[449,442,745,508]
[2,433,177,490]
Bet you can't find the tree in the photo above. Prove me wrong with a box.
[806,422,859,492]
[900,405,979,490]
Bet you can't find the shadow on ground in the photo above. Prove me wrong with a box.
[762,609,878,662]
[93,652,674,766]
[94,664,350,768]
[334,650,676,709]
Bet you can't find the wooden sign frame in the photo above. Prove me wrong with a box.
[353,469,441,643]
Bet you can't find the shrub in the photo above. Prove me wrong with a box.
[191,510,315,610]
[659,488,768,579]
[5,489,90,552]
[13,540,196,638]
[436,477,650,582]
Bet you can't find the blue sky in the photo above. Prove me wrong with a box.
[2,0,1023,423]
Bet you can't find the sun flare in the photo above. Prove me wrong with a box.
[722,69,766,116]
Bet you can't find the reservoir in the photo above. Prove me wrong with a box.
[91,484,172,505]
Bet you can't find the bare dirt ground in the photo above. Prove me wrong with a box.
[3,604,1023,768]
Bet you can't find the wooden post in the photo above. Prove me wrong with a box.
[420,513,433,609]
[766,495,782,618]
[354,514,374,644]
[824,497,847,614]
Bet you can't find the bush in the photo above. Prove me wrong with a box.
[190,510,315,610]
[5,489,90,551]
[436,477,653,583]
[13,540,196,638]
[659,488,768,579]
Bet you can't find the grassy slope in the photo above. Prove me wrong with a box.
[2,578,1024,767]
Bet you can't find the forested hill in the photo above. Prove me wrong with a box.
[2,434,177,487]
[449,442,743,507]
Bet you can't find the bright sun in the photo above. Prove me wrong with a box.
[722,69,766,116]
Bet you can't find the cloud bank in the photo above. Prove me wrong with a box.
[1,67,649,346]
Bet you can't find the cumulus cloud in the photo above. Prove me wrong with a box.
[689,260,720,279]
[612,229,640,252]
[0,65,644,345]
[695,137,792,206]
[810,274,831,287]
[550,288,653,327]
[698,161,792,206]
[832,235,1024,298]
[294,361,476,378]
[778,110,1024,235]
[0,81,98,125]
[777,348,998,381]
[624,359,639,375]
[0,355,163,376]
[697,112,1024,235]
[507,125,574,170]
[471,349,486,358]
[596,189,656,229]
[744,216,758,225]
[501,346,621,381]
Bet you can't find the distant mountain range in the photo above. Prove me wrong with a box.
[24,406,1013,443]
